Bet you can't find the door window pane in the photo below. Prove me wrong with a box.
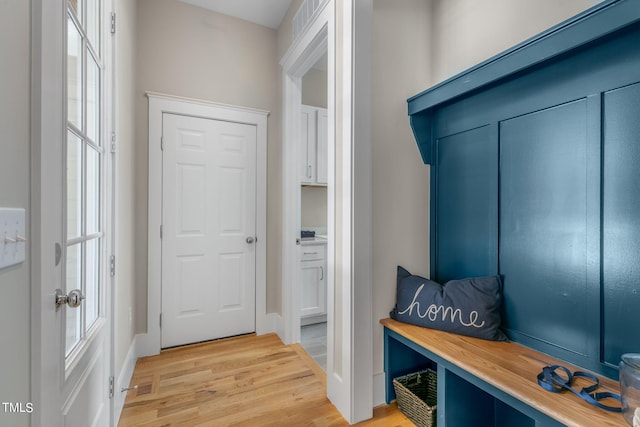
[69,0,81,20]
[67,18,83,130]
[86,146,100,234]
[87,52,99,143]
[85,238,100,329]
[65,243,82,356]
[86,0,100,54]
[67,132,82,239]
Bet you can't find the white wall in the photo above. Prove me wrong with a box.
[0,1,31,426]
[134,0,281,331]
[114,0,138,382]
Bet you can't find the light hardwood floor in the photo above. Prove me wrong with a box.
[118,333,413,426]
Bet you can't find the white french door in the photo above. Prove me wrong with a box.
[32,0,113,426]
[161,113,257,348]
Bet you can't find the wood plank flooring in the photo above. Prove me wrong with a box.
[118,333,413,426]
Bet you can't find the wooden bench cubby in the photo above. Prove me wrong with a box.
[382,318,625,427]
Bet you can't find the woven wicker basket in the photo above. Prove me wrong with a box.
[392,369,437,427]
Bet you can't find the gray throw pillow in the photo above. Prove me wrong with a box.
[390,266,508,341]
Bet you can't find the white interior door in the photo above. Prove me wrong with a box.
[161,113,257,348]
[33,0,113,426]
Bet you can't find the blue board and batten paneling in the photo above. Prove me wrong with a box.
[435,125,498,282]
[408,0,640,379]
[603,82,640,367]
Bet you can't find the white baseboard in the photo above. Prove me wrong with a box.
[136,328,160,358]
[268,313,285,343]
[256,312,280,336]
[373,372,386,407]
[114,334,140,424]
[136,312,280,358]
[300,314,327,326]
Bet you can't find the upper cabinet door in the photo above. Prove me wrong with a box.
[316,108,328,185]
[300,105,327,186]
[300,105,316,184]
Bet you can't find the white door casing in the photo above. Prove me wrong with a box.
[31,0,114,426]
[142,92,269,357]
[161,113,257,348]
[280,0,373,423]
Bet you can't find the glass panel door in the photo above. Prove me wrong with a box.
[65,0,104,359]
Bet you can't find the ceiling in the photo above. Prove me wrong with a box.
[178,0,294,29]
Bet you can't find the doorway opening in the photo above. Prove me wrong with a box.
[281,1,374,422]
[298,52,329,371]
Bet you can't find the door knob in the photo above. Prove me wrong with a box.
[55,288,85,310]
[246,236,255,244]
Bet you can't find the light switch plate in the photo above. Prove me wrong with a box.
[0,208,26,270]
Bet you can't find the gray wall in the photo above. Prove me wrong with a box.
[0,0,31,426]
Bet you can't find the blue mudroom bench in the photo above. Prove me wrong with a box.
[382,318,624,426]
[384,0,640,425]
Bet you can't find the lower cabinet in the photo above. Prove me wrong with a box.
[300,242,327,322]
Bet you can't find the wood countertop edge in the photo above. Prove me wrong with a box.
[380,318,625,427]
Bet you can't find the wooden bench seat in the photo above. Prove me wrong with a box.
[381,318,626,427]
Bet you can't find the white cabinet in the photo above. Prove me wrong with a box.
[300,241,327,321]
[316,109,328,184]
[299,105,328,186]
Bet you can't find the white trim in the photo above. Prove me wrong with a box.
[293,0,330,41]
[31,1,66,424]
[263,312,283,337]
[280,0,331,71]
[373,372,386,407]
[145,91,270,117]
[329,0,352,417]
[105,2,117,426]
[351,0,373,421]
[141,92,270,357]
[114,334,139,422]
[29,0,65,427]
